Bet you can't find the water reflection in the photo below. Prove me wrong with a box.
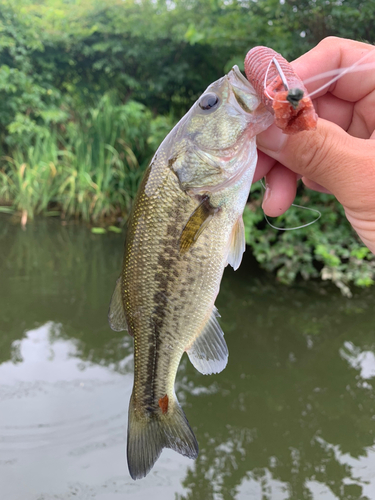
[0,321,191,499]
[1,216,375,499]
[341,342,375,381]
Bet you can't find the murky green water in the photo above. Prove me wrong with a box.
[1,216,375,500]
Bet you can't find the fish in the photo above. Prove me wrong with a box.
[108,65,274,480]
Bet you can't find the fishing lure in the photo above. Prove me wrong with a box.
[245,46,318,134]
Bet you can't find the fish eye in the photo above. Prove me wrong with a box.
[199,93,219,111]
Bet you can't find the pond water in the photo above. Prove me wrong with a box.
[1,216,375,500]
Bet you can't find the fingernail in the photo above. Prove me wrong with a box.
[257,124,288,153]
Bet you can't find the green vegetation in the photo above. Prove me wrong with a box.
[244,184,375,296]
[0,93,172,222]
[0,0,374,291]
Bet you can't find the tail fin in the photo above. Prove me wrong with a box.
[127,393,198,480]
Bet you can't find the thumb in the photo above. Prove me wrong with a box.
[256,119,375,214]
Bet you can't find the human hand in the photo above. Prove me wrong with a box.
[254,37,375,253]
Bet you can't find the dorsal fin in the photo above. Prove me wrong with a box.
[179,196,219,254]
[108,277,130,334]
[185,307,228,375]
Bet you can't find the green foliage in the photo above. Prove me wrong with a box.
[0,134,61,218]
[0,2,63,148]
[0,0,374,289]
[91,226,107,234]
[244,184,375,294]
[58,94,154,221]
[0,93,173,222]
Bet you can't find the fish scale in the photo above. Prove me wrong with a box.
[125,170,223,405]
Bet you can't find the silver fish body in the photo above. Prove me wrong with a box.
[108,66,273,479]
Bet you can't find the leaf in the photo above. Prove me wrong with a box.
[108,225,122,233]
[91,227,106,234]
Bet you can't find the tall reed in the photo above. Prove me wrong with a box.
[0,134,62,222]
[0,93,174,222]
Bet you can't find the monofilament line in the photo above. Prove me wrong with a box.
[260,179,321,231]
[263,57,290,101]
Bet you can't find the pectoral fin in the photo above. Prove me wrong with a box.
[227,216,246,271]
[108,277,130,334]
[185,306,228,375]
[179,196,219,254]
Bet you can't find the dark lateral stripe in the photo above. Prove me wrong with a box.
[142,318,162,412]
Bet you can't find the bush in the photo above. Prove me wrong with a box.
[244,183,375,294]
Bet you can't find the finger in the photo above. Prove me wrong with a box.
[347,89,375,138]
[313,93,374,139]
[291,37,375,102]
[257,117,375,215]
[253,150,277,183]
[313,93,354,132]
[262,164,297,217]
[302,177,332,194]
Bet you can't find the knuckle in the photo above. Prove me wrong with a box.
[318,36,341,49]
[296,130,331,177]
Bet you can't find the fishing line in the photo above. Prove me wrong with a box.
[259,179,321,231]
[263,58,276,101]
[263,57,292,101]
[302,62,375,88]
[307,48,375,98]
[272,57,289,91]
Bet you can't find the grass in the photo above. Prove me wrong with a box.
[0,134,61,223]
[0,93,174,224]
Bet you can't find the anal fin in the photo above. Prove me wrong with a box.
[186,306,228,375]
[108,277,130,334]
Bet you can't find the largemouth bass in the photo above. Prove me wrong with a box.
[108,66,273,480]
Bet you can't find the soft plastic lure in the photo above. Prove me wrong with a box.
[245,46,318,134]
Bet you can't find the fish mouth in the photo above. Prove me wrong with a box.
[229,65,255,91]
